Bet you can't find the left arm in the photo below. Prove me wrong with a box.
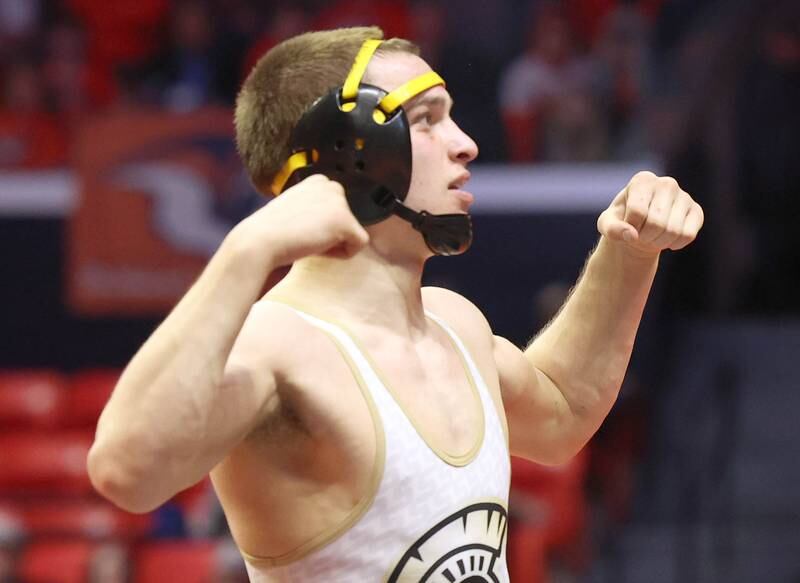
[499,171,704,464]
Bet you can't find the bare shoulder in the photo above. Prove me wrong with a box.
[225,297,379,474]
[226,298,314,377]
[226,298,347,422]
[421,286,487,322]
[421,286,494,348]
[229,298,366,434]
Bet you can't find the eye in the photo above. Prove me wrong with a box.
[412,110,434,126]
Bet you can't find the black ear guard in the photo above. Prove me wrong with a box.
[270,39,473,256]
[284,83,412,226]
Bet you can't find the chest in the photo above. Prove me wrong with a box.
[365,340,484,459]
[288,323,496,467]
[215,314,509,562]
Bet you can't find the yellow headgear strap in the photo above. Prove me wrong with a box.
[342,39,382,102]
[378,71,445,114]
[271,151,308,195]
[270,39,446,196]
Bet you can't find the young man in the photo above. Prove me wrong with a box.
[88,27,703,581]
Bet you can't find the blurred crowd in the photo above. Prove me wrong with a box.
[0,0,671,170]
[3,0,797,315]
[1,1,798,581]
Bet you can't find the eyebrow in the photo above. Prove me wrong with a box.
[406,94,451,111]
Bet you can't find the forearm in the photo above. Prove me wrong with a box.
[525,236,658,440]
[89,228,276,509]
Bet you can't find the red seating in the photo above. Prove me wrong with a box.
[0,370,66,430]
[0,368,119,431]
[64,369,120,429]
[18,539,96,583]
[0,500,152,539]
[507,522,547,583]
[510,449,590,569]
[0,431,94,496]
[0,368,228,583]
[134,541,218,583]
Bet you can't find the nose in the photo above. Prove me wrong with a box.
[449,120,479,164]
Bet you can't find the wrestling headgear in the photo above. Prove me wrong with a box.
[270,39,472,256]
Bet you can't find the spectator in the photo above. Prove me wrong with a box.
[241,5,309,81]
[209,0,269,103]
[0,512,24,583]
[86,541,131,583]
[144,0,228,111]
[311,0,412,40]
[563,0,620,49]
[64,0,169,106]
[594,3,651,159]
[563,0,664,48]
[0,58,67,168]
[0,0,41,60]
[42,20,92,123]
[499,2,607,162]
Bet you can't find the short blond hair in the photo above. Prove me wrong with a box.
[234,27,419,193]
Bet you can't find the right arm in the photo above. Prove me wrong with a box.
[87,175,368,513]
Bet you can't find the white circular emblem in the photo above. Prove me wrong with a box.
[387,502,508,582]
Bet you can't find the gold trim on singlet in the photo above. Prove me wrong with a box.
[238,311,387,567]
[266,295,486,468]
[354,315,485,466]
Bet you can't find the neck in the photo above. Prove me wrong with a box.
[268,244,429,336]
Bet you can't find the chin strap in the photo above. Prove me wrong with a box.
[390,201,473,256]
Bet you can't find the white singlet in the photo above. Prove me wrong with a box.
[243,305,511,582]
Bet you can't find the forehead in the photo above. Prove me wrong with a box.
[364,52,450,105]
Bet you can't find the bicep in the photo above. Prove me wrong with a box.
[493,335,573,464]
[88,311,281,513]
[172,305,285,492]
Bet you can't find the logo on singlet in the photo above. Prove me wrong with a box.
[387,502,508,583]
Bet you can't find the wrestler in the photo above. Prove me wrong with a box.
[88,27,703,582]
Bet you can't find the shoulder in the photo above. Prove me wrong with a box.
[232,300,308,360]
[421,287,493,348]
[421,286,485,319]
[228,298,362,439]
[226,299,324,390]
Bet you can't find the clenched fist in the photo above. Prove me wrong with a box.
[597,171,704,256]
[229,174,370,267]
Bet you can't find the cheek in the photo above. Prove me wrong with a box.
[405,127,450,208]
[410,149,427,183]
[405,140,433,204]
[408,153,438,206]
[409,132,438,183]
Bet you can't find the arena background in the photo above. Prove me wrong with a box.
[0,0,798,581]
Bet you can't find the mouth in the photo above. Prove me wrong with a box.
[448,172,474,211]
[448,171,471,191]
